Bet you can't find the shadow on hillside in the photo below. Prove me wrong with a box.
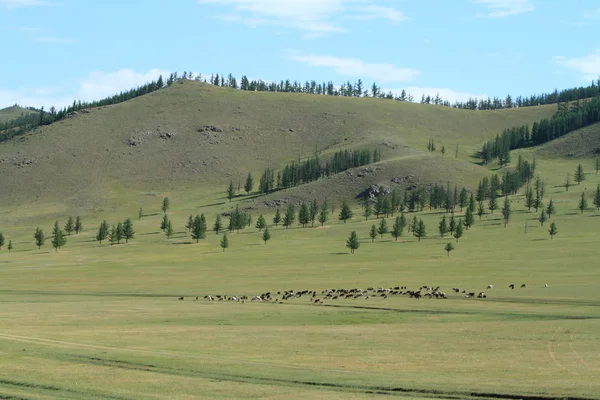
[171,241,194,245]
[142,213,160,217]
[142,232,161,235]
[330,252,350,255]
[198,202,225,208]
[531,238,547,242]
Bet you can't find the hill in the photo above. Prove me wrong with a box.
[0,105,38,123]
[534,122,600,159]
[0,81,558,213]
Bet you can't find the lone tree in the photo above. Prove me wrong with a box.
[363,202,372,221]
[34,227,45,249]
[444,242,454,257]
[575,164,585,185]
[123,218,135,243]
[593,184,600,210]
[227,181,235,202]
[7,240,12,253]
[546,199,556,218]
[309,199,319,227]
[377,217,388,238]
[273,208,281,227]
[501,197,511,227]
[96,221,109,244]
[51,221,67,251]
[162,197,170,214]
[538,209,548,226]
[578,192,588,214]
[318,202,329,226]
[165,220,174,239]
[438,215,448,238]
[369,224,377,242]
[0,233,4,250]
[346,231,360,254]
[255,214,267,231]
[213,214,223,234]
[414,219,426,241]
[75,216,83,235]
[339,200,353,223]
[548,222,558,240]
[283,204,296,229]
[391,216,403,241]
[220,234,229,252]
[453,220,464,242]
[64,216,74,236]
[262,227,271,244]
[244,172,253,194]
[160,214,169,232]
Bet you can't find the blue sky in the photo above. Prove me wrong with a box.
[1,0,599,109]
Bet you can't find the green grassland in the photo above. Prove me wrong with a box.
[0,105,38,123]
[0,85,599,399]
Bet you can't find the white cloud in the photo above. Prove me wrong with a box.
[199,0,407,34]
[473,0,534,17]
[556,50,600,81]
[36,36,77,44]
[0,68,170,109]
[286,53,420,83]
[0,0,49,7]
[384,87,488,104]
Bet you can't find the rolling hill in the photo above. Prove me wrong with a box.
[0,80,559,214]
[0,105,38,123]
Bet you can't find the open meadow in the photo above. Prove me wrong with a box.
[1,151,599,400]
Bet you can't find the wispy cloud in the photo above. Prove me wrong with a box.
[198,0,407,35]
[36,36,77,44]
[0,0,49,8]
[286,52,420,83]
[556,50,600,81]
[473,0,534,17]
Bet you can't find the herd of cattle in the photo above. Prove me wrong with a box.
[177,283,536,303]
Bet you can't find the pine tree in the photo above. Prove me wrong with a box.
[96,221,108,244]
[593,184,600,210]
[454,220,464,242]
[564,173,571,192]
[410,216,418,235]
[7,240,12,253]
[468,192,476,213]
[298,202,310,227]
[75,216,83,235]
[108,225,117,245]
[346,231,360,254]
[220,234,229,252]
[34,227,45,249]
[339,200,352,223]
[227,181,235,202]
[0,233,4,250]
[538,209,548,226]
[578,192,587,214]
[414,220,426,241]
[165,220,174,239]
[438,215,448,238]
[501,197,511,227]
[255,214,267,231]
[116,222,124,244]
[374,194,383,218]
[534,189,542,212]
[382,197,392,217]
[449,216,456,235]
[199,214,207,237]
[309,199,318,227]
[459,188,468,211]
[273,208,282,227]
[363,202,372,221]
[160,214,169,232]
[244,172,253,194]
[575,164,585,185]
[318,202,329,226]
[464,206,475,230]
[477,201,485,220]
[391,216,403,241]
[369,224,377,242]
[546,199,555,218]
[192,214,204,242]
[123,218,134,243]
[162,197,170,214]
[213,214,223,234]
[377,217,388,238]
[548,222,558,240]
[525,187,534,211]
[51,221,66,251]
[399,213,407,235]
[262,227,271,244]
[283,204,295,229]
[64,216,74,236]
[444,242,454,257]
[488,193,498,214]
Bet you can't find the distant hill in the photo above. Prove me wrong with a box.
[534,122,600,159]
[0,81,558,212]
[0,105,38,123]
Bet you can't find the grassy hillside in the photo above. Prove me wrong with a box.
[0,81,557,214]
[0,105,38,123]
[534,122,600,159]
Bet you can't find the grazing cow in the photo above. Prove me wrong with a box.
[509,284,515,289]
[194,297,198,301]
[251,296,262,301]
[487,285,493,290]
[544,284,548,288]
[521,284,526,288]
[178,297,184,301]
[204,295,214,301]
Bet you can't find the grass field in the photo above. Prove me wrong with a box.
[0,105,38,123]
[1,141,599,399]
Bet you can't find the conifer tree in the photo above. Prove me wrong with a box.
[244,172,253,194]
[75,216,83,234]
[525,187,534,211]
[346,231,360,254]
[501,197,511,227]
[318,202,329,226]
[459,188,468,211]
[593,184,600,210]
[256,214,267,231]
[213,214,223,234]
[0,233,4,250]
[262,227,271,244]
[96,221,108,244]
[34,227,45,249]
[51,221,66,251]
[575,164,585,185]
[391,216,403,241]
[377,217,388,238]
[7,240,12,253]
[578,192,587,214]
[564,173,571,192]
[382,197,392,217]
[364,202,372,221]
[468,192,476,213]
[538,209,548,226]
[160,214,169,232]
[123,218,134,243]
[548,222,558,240]
[192,214,204,242]
[339,200,352,223]
[185,215,194,235]
[464,206,475,230]
[369,224,377,242]
[438,215,448,238]
[477,201,485,220]
[415,220,426,241]
[454,220,464,242]
[399,213,407,235]
[410,215,418,234]
[449,216,456,235]
[162,197,170,214]
[108,225,117,245]
[444,242,454,256]
[298,202,310,227]
[220,234,229,252]
[309,199,318,227]
[273,208,282,227]
[374,194,383,218]
[64,216,74,236]
[283,204,295,229]
[116,222,124,244]
[227,181,235,202]
[165,220,174,239]
[546,199,555,218]
[488,193,498,214]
